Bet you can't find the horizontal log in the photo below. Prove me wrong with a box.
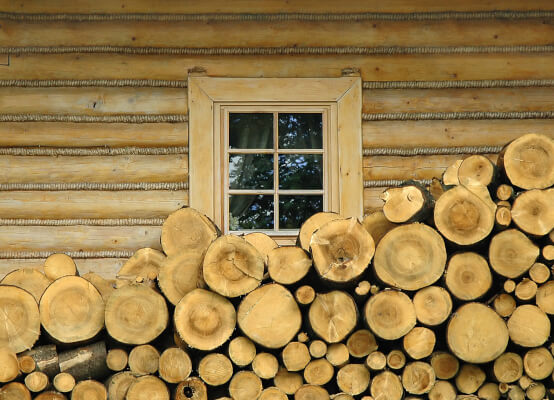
[0,155,187,183]
[0,122,187,146]
[0,87,187,115]
[363,120,554,148]
[363,87,554,114]
[0,258,125,279]
[3,19,554,48]
[4,0,553,13]
[363,154,498,180]
[364,188,385,213]
[2,54,554,81]
[0,191,187,218]
[0,226,162,251]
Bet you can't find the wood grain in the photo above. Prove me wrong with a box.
[0,191,187,218]
[0,155,187,183]
[363,120,554,148]
[0,226,162,251]
[0,122,187,146]
[0,258,125,279]
[0,87,187,115]
[2,54,554,81]
[364,188,385,213]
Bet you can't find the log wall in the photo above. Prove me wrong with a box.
[1,0,554,277]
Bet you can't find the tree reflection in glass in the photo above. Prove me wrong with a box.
[229,195,274,230]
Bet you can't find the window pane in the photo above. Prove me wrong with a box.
[279,154,323,190]
[229,113,273,149]
[279,195,323,229]
[229,154,274,190]
[229,195,274,230]
[278,113,322,149]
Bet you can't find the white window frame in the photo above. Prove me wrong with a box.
[188,77,363,236]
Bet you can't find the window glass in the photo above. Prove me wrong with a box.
[229,113,273,149]
[229,195,274,230]
[229,154,274,190]
[279,154,323,190]
[278,113,323,149]
[279,195,323,229]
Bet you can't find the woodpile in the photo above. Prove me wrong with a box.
[0,133,553,399]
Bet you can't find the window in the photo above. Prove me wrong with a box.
[188,77,362,239]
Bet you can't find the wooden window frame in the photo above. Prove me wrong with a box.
[188,77,363,236]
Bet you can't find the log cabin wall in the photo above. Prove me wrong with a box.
[0,0,554,277]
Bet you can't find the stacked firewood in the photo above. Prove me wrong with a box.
[0,133,553,400]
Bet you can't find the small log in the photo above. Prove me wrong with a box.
[365,351,386,371]
[336,363,370,395]
[526,383,546,400]
[477,383,501,400]
[364,290,416,340]
[0,286,40,353]
[346,329,378,358]
[429,177,446,201]
[456,364,486,394]
[374,223,446,290]
[523,347,553,380]
[243,232,278,264]
[105,283,168,345]
[445,252,492,300]
[282,342,310,371]
[497,133,554,189]
[370,371,404,400]
[81,272,115,302]
[458,154,497,187]
[529,262,550,283]
[303,359,334,386]
[295,285,315,306]
[430,352,459,380]
[503,279,516,293]
[71,380,107,400]
[252,353,279,380]
[402,361,435,395]
[158,347,192,384]
[514,278,537,301]
[43,253,77,280]
[361,210,396,245]
[52,373,75,393]
[381,183,433,223]
[161,207,219,257]
[58,341,108,382]
[34,392,66,400]
[496,184,514,201]
[175,377,207,400]
[105,371,138,400]
[117,248,165,281]
[403,327,435,360]
[39,276,104,345]
[543,244,554,260]
[386,350,406,370]
[273,368,303,395]
[326,343,350,367]
[507,305,550,347]
[106,349,128,372]
[126,375,169,400]
[495,205,512,230]
[309,290,357,343]
[268,246,312,285]
[310,217,375,285]
[158,250,205,306]
[0,347,20,383]
[493,293,516,317]
[354,280,371,299]
[18,355,36,374]
[511,189,554,236]
[128,344,159,375]
[203,235,263,297]
[489,229,539,278]
[429,381,456,400]
[238,284,301,349]
[0,382,31,400]
[434,184,496,246]
[442,159,463,186]
[21,344,59,378]
[25,371,49,392]
[175,288,235,351]
[0,268,51,303]
[198,353,233,386]
[413,286,452,326]
[259,387,287,400]
[228,371,262,400]
[507,386,525,400]
[297,332,309,343]
[493,352,523,383]
[294,385,329,400]
[517,375,534,390]
[536,280,554,314]
[297,211,342,252]
[447,302,509,363]
[228,336,256,367]
[308,340,327,359]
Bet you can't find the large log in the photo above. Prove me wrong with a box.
[0,285,40,352]
[309,290,357,343]
[58,341,109,382]
[364,290,416,340]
